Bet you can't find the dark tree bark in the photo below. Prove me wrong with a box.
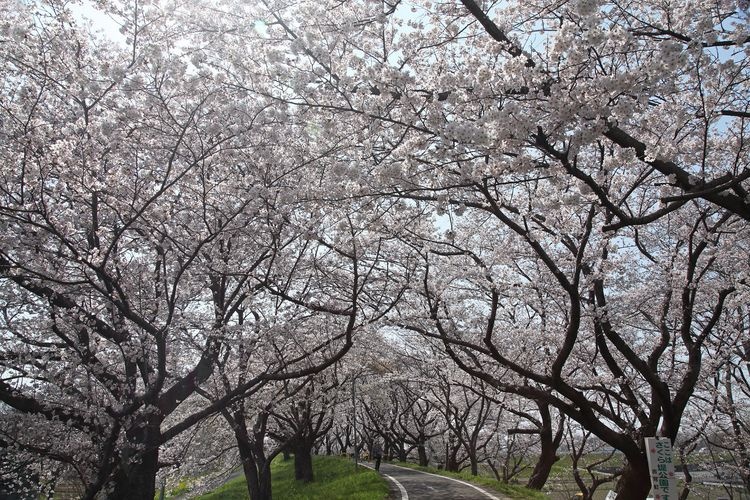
[108,451,159,500]
[324,435,333,455]
[233,416,275,500]
[255,463,272,500]
[214,381,291,500]
[237,437,263,500]
[293,442,314,483]
[394,380,440,468]
[269,377,338,485]
[417,444,429,466]
[526,402,564,490]
[615,455,651,500]
[469,454,479,476]
[394,441,407,462]
[106,415,162,500]
[445,435,461,472]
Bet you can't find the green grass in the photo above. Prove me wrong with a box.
[167,478,191,498]
[192,476,247,500]
[195,455,389,500]
[391,461,547,499]
[539,454,619,500]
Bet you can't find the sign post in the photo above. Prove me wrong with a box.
[645,437,677,500]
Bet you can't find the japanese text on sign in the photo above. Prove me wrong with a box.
[644,437,677,500]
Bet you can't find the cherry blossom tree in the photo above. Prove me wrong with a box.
[2,1,749,500]
[394,379,442,466]
[0,1,369,497]
[396,197,743,495]
[240,0,749,226]
[693,306,750,492]
[267,373,342,484]
[228,1,748,496]
[506,400,565,490]
[0,2,271,496]
[428,371,498,475]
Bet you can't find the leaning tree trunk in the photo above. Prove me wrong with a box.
[615,454,651,499]
[527,401,564,490]
[527,448,559,490]
[294,441,314,483]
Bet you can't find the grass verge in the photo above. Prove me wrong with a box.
[195,455,389,500]
[391,461,547,500]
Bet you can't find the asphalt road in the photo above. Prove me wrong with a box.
[363,462,507,500]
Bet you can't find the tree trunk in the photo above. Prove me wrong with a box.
[325,436,333,455]
[241,455,262,500]
[256,461,272,500]
[396,442,407,462]
[294,443,314,483]
[417,444,428,466]
[237,436,266,500]
[107,417,161,500]
[526,440,559,489]
[469,454,478,476]
[446,445,460,472]
[526,401,563,490]
[223,408,276,500]
[107,448,158,500]
[615,455,651,499]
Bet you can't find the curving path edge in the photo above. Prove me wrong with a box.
[363,462,507,500]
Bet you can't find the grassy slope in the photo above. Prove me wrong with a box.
[390,461,547,499]
[194,455,389,500]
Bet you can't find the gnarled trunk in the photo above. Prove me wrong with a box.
[526,446,558,489]
[615,455,650,500]
[526,401,564,490]
[237,436,272,500]
[107,417,161,500]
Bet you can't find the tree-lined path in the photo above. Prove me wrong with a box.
[365,463,505,500]
[1,0,748,499]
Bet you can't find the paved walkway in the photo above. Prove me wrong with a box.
[362,462,508,500]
